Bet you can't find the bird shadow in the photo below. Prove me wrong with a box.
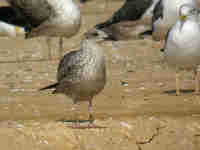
[164,89,195,95]
[56,119,107,129]
[57,119,90,123]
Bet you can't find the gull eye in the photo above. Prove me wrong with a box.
[189,9,196,14]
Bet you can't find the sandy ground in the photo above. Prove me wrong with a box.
[0,0,200,150]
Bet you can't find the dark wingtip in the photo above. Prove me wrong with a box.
[95,19,114,30]
[39,83,59,91]
[95,23,105,30]
[80,0,90,3]
[160,48,164,52]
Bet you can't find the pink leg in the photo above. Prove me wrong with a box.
[87,100,106,128]
[194,68,199,94]
[71,101,81,128]
[72,121,81,128]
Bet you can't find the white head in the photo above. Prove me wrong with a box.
[81,29,108,53]
[179,4,199,21]
[84,28,109,43]
[178,4,199,31]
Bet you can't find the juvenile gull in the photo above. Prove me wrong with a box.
[0,0,81,59]
[40,29,107,128]
[152,0,197,40]
[162,4,200,96]
[95,0,159,40]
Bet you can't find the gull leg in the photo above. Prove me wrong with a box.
[104,0,109,12]
[88,99,95,126]
[194,68,199,94]
[87,99,104,128]
[79,2,84,8]
[176,69,180,96]
[59,37,64,59]
[46,37,52,60]
[71,100,81,128]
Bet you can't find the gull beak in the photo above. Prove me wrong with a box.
[179,15,186,21]
[179,15,186,32]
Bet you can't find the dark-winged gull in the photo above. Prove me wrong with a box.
[0,6,26,37]
[152,0,197,41]
[40,29,107,128]
[0,0,81,60]
[162,4,200,96]
[80,0,90,3]
[95,0,159,41]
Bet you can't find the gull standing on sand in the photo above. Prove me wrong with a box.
[152,0,197,40]
[0,0,81,60]
[162,4,200,96]
[95,0,159,40]
[40,29,107,128]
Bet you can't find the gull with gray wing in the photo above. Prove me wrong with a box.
[152,0,197,41]
[162,4,200,95]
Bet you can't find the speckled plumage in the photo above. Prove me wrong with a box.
[40,29,107,128]
[55,37,106,101]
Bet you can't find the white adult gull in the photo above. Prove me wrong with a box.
[152,0,197,41]
[162,4,200,96]
[0,0,81,60]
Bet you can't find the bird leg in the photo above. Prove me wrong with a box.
[87,100,105,128]
[175,69,181,96]
[104,0,109,12]
[71,101,81,128]
[59,37,64,59]
[46,37,53,60]
[88,100,95,124]
[194,68,199,94]
[87,99,101,128]
[79,2,84,8]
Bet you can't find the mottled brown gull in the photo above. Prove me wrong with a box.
[40,29,107,128]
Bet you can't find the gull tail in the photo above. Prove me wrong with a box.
[39,83,59,94]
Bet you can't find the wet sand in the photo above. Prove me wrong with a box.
[0,0,200,149]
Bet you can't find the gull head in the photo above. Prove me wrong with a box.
[179,4,199,21]
[84,28,109,43]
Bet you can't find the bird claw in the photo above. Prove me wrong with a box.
[87,123,106,129]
